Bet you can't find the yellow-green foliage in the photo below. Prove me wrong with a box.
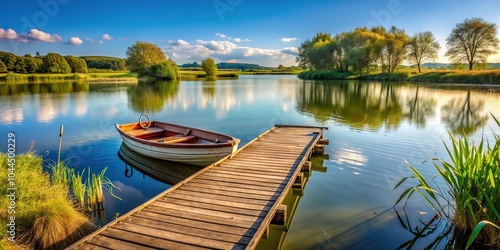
[0,153,95,249]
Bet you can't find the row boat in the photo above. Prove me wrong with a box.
[115,115,240,166]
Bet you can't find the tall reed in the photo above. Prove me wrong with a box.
[71,169,86,209]
[49,159,72,190]
[394,114,500,248]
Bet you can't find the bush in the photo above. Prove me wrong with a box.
[150,59,180,80]
[201,58,217,76]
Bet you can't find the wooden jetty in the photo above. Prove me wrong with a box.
[68,125,328,250]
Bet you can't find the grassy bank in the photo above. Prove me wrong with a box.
[0,153,95,249]
[180,70,239,80]
[298,70,500,84]
[0,72,138,84]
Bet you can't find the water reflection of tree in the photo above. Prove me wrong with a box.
[127,80,180,113]
[0,82,89,96]
[441,91,489,135]
[297,81,405,130]
[202,80,216,99]
[405,87,436,128]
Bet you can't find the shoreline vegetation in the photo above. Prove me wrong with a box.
[394,115,500,248]
[0,153,96,249]
[0,68,302,84]
[298,70,500,85]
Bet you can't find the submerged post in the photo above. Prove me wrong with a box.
[58,125,64,163]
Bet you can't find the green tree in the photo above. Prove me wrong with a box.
[150,59,180,80]
[125,41,166,76]
[201,57,218,76]
[0,60,7,73]
[445,17,499,70]
[65,56,88,73]
[378,26,409,73]
[0,52,18,71]
[25,57,42,73]
[14,57,27,73]
[406,31,441,73]
[41,53,71,74]
[296,39,312,69]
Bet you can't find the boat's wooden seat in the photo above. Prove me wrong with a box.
[152,135,196,143]
[127,127,165,137]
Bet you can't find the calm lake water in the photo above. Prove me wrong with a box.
[1,75,499,249]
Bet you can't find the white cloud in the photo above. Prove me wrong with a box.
[119,37,129,41]
[1,28,63,43]
[29,29,62,42]
[233,38,251,43]
[170,39,190,46]
[85,37,95,43]
[102,34,113,40]
[215,33,228,39]
[197,40,238,52]
[281,47,298,55]
[0,28,18,40]
[215,33,251,43]
[164,39,298,67]
[281,37,297,42]
[65,37,83,45]
[98,40,104,44]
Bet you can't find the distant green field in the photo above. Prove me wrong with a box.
[0,72,138,83]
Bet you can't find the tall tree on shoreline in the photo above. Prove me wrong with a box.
[126,41,166,76]
[406,31,441,73]
[445,17,499,70]
[378,26,409,73]
[201,57,217,76]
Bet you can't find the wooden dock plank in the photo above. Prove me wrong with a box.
[186,178,286,193]
[100,227,212,250]
[161,197,269,217]
[144,205,261,229]
[134,210,257,236]
[193,175,288,188]
[110,222,247,249]
[67,125,326,250]
[156,195,269,211]
[178,185,280,201]
[85,235,157,250]
[164,190,275,206]
[199,171,288,184]
[124,216,253,245]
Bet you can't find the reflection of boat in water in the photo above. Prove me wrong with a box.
[118,143,203,185]
[115,114,240,166]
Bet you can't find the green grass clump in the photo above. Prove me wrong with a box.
[0,153,95,249]
[394,115,500,248]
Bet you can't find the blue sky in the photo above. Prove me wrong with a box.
[1,0,500,66]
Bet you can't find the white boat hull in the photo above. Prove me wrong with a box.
[119,133,238,166]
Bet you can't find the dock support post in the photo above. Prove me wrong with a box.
[314,144,325,155]
[319,138,330,145]
[293,172,304,189]
[263,224,270,239]
[301,161,311,172]
[271,204,287,225]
